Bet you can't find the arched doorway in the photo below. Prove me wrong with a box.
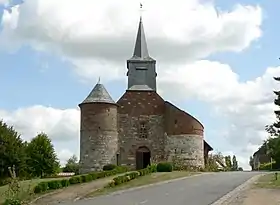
[136,146,151,170]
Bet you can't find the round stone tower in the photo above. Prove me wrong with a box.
[79,82,118,174]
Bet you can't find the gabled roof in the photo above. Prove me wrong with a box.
[204,140,213,151]
[80,83,115,105]
[128,17,155,62]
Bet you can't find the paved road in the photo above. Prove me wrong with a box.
[70,171,262,205]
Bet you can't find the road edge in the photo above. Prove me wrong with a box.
[210,173,266,205]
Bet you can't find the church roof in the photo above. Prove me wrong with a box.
[80,83,115,105]
[129,17,155,61]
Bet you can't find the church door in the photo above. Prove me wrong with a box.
[136,146,151,170]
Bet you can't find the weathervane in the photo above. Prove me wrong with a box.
[97,76,101,84]
[139,2,145,19]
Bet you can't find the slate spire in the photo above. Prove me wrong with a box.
[130,17,154,61]
[80,81,115,105]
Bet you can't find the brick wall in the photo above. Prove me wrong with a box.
[117,91,166,167]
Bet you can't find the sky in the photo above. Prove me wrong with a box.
[0,0,279,170]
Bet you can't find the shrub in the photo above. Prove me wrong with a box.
[0,178,12,187]
[125,171,139,180]
[47,180,62,190]
[157,162,173,172]
[69,176,82,184]
[103,164,117,171]
[81,174,93,183]
[60,179,70,187]
[113,175,129,185]
[33,182,48,193]
[147,164,157,173]
[3,198,22,205]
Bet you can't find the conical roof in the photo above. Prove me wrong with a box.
[80,83,115,105]
[129,17,155,61]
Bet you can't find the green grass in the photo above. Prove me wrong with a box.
[254,173,280,189]
[86,171,199,198]
[0,177,70,204]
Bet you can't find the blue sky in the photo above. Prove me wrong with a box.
[0,0,278,168]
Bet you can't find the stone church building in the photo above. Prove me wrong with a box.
[79,18,213,174]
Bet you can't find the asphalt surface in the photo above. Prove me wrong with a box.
[69,171,262,205]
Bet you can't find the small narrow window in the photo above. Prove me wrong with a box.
[174,119,178,124]
[139,121,148,139]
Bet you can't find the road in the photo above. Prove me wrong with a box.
[69,171,262,205]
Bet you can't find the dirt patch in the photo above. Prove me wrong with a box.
[226,174,280,205]
[228,188,280,205]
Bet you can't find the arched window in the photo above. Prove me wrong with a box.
[139,121,148,139]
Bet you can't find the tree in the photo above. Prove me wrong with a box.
[0,120,27,179]
[265,76,280,168]
[225,155,232,170]
[63,155,79,174]
[249,156,254,170]
[26,132,59,177]
[232,155,238,171]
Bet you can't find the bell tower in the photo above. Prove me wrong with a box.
[126,17,157,91]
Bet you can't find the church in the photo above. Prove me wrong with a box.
[78,17,213,173]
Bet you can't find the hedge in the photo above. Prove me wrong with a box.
[33,165,129,194]
[103,164,117,171]
[156,162,173,172]
[107,164,157,188]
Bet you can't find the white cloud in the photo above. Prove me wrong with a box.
[0,0,271,170]
[0,0,262,81]
[0,106,80,164]
[159,62,280,170]
[0,0,8,6]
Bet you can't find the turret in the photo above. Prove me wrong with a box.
[79,81,118,173]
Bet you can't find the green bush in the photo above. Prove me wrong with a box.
[147,164,157,173]
[0,178,11,187]
[47,180,62,190]
[157,162,173,172]
[108,168,150,187]
[32,165,129,194]
[125,171,140,180]
[81,174,93,182]
[103,164,117,171]
[69,176,82,184]
[60,179,70,187]
[259,162,276,170]
[33,182,49,193]
[113,175,129,185]
[3,198,22,205]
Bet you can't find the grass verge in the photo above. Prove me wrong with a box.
[0,177,70,204]
[254,173,280,189]
[86,171,200,198]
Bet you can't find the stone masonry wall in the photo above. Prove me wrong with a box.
[118,114,166,167]
[166,134,204,168]
[117,90,166,168]
[164,101,205,168]
[79,103,118,173]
